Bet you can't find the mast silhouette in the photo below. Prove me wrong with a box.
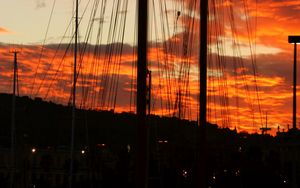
[136,0,148,187]
[10,51,18,188]
[69,0,78,187]
[198,0,208,187]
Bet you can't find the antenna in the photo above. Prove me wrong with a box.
[260,112,271,134]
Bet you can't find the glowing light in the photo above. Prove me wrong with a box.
[158,140,168,144]
[127,144,131,153]
[182,170,188,178]
[97,144,106,147]
[81,150,85,154]
[31,148,36,153]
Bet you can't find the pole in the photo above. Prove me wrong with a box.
[293,43,297,130]
[10,51,18,188]
[198,0,208,187]
[69,0,78,187]
[136,0,148,187]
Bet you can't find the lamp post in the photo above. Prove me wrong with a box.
[288,36,300,130]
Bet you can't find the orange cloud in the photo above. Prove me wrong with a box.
[0,27,9,34]
[1,0,300,135]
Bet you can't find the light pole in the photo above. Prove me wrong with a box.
[288,36,300,130]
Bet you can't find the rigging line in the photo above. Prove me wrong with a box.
[227,0,254,126]
[104,0,122,109]
[243,0,263,127]
[113,0,129,109]
[130,0,138,113]
[176,16,185,117]
[209,0,220,126]
[211,0,227,127]
[74,0,100,108]
[98,0,118,109]
[43,0,92,100]
[84,1,103,96]
[90,0,107,109]
[33,0,84,97]
[102,0,118,107]
[77,0,100,108]
[79,1,96,108]
[149,0,153,114]
[173,7,185,118]
[107,0,128,110]
[230,2,253,109]
[30,0,56,97]
[110,0,128,110]
[182,1,196,119]
[183,0,196,120]
[44,42,72,100]
[68,0,96,106]
[164,2,175,115]
[158,0,171,114]
[213,0,222,124]
[220,0,231,127]
[151,0,164,115]
[172,10,178,117]
[185,0,196,120]
[227,0,241,127]
[34,26,72,98]
[108,8,122,108]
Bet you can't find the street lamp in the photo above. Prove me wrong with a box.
[288,36,300,130]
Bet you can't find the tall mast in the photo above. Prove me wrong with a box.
[198,0,208,187]
[288,35,300,130]
[10,51,18,188]
[293,42,297,130]
[69,0,78,187]
[136,0,148,187]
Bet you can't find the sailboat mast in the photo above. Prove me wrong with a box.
[199,0,208,187]
[10,51,18,188]
[136,0,148,187]
[69,0,78,187]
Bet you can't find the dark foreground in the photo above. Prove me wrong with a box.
[0,93,299,188]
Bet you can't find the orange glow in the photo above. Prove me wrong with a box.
[0,27,10,33]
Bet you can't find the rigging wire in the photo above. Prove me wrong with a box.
[30,0,57,97]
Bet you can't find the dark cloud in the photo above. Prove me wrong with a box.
[36,0,46,9]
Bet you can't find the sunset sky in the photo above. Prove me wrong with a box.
[1,0,300,134]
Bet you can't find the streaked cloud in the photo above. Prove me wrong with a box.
[0,27,10,34]
[1,0,300,135]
